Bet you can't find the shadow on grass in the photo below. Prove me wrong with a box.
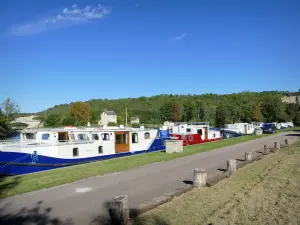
[0,175,20,197]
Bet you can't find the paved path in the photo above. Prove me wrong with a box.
[0,132,299,225]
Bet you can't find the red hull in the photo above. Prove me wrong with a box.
[170,133,222,146]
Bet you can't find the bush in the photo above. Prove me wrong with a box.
[131,123,140,128]
[108,122,117,126]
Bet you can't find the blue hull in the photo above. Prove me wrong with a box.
[0,138,168,175]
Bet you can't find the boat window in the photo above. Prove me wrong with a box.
[116,134,122,144]
[186,128,191,132]
[58,132,68,142]
[197,129,202,136]
[25,133,35,140]
[92,134,99,140]
[132,133,138,143]
[42,133,50,140]
[123,133,128,144]
[98,146,103,154]
[73,148,79,157]
[78,134,87,140]
[144,132,150,139]
[189,136,193,141]
[101,133,110,141]
[213,133,216,138]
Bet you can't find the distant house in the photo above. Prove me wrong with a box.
[98,110,117,125]
[130,116,140,124]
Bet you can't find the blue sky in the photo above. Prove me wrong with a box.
[0,0,299,113]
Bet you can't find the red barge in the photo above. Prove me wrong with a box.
[163,122,222,146]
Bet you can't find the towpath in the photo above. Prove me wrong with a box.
[0,131,299,225]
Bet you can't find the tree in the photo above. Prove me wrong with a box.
[295,111,300,125]
[215,102,230,128]
[0,109,11,137]
[171,101,182,122]
[261,95,287,122]
[182,101,196,121]
[90,108,100,124]
[61,116,76,126]
[252,104,262,122]
[70,102,91,123]
[1,98,20,120]
[44,114,61,127]
[159,101,174,122]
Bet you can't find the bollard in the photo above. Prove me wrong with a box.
[274,141,280,149]
[285,139,290,146]
[264,145,268,154]
[193,168,207,188]
[227,159,236,172]
[109,195,129,225]
[245,152,252,161]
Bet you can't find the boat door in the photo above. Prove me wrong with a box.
[204,127,208,140]
[115,131,130,153]
[244,125,247,134]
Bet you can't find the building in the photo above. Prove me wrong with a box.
[130,116,140,124]
[281,95,300,104]
[98,110,117,125]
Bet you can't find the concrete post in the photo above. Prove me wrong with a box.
[285,139,290,146]
[227,159,236,172]
[109,195,129,225]
[193,168,207,188]
[245,152,252,161]
[264,145,268,154]
[274,141,280,149]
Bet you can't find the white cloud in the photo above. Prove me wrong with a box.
[173,33,186,41]
[9,4,110,36]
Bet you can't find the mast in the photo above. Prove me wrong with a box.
[125,108,128,126]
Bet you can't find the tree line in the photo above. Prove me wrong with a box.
[1,91,299,136]
[37,91,300,128]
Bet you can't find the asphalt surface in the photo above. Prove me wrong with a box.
[0,131,299,225]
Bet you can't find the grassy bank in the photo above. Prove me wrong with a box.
[135,141,300,225]
[0,128,298,199]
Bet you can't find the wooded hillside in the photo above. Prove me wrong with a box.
[36,91,300,127]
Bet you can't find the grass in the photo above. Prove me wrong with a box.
[134,141,300,225]
[0,127,298,200]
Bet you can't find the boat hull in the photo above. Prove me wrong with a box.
[170,133,221,146]
[0,139,166,175]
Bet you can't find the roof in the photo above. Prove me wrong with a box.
[130,116,139,120]
[103,110,116,115]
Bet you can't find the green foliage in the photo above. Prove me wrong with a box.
[0,109,11,137]
[70,101,91,123]
[252,104,262,122]
[261,95,287,122]
[108,122,117,126]
[159,100,182,122]
[61,116,76,126]
[182,101,196,122]
[35,91,297,126]
[44,114,61,127]
[215,102,230,128]
[131,123,140,128]
[1,97,20,121]
[295,112,300,125]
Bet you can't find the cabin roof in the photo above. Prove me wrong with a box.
[103,110,116,115]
